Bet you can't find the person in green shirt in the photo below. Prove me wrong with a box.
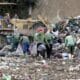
[65,33,76,58]
[44,29,53,59]
[11,34,20,51]
[34,31,45,58]
[6,34,12,45]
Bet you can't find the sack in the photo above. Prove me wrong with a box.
[62,53,69,60]
[15,44,23,56]
[2,74,11,80]
[37,44,46,51]
[30,43,37,56]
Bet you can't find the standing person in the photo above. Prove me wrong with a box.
[4,13,10,25]
[44,29,53,59]
[52,27,59,38]
[65,33,76,58]
[20,35,30,55]
[51,27,59,43]
[13,14,19,19]
[0,20,2,29]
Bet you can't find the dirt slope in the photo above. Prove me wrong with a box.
[32,0,80,23]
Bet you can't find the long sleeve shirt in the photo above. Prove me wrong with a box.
[65,35,76,47]
[44,32,53,45]
[34,33,45,43]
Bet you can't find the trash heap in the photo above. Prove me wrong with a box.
[0,57,80,80]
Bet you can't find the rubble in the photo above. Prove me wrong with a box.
[0,57,79,80]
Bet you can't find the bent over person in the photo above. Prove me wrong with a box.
[65,33,76,58]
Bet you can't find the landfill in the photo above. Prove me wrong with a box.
[0,56,79,80]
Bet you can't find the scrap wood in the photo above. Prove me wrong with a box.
[37,15,50,27]
[10,18,41,29]
[11,18,40,23]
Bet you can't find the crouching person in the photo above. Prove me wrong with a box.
[11,34,20,51]
[65,33,76,58]
[34,29,45,59]
[37,43,46,59]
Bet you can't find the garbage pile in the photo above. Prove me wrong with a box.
[0,57,80,80]
[0,15,80,80]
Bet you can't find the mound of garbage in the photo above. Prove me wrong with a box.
[0,57,80,80]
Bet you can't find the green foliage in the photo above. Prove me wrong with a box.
[0,0,38,18]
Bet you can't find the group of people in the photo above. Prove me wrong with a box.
[5,17,80,60]
[33,26,77,59]
[6,33,30,54]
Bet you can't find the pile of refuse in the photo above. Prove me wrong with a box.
[0,57,80,80]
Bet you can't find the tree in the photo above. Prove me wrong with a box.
[26,0,38,16]
[17,0,38,17]
[0,0,38,18]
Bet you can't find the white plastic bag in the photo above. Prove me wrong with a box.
[30,43,37,56]
[37,44,46,51]
[15,44,23,56]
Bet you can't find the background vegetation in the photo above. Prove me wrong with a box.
[0,0,38,18]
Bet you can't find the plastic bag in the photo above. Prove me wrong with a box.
[15,44,23,56]
[62,52,69,60]
[2,74,11,80]
[30,43,37,56]
[37,44,46,51]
